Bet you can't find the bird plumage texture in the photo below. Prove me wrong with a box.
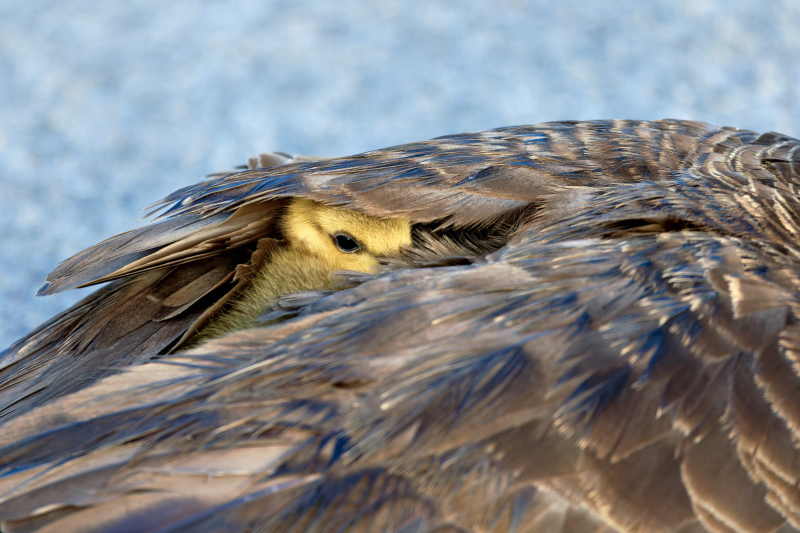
[2,120,800,532]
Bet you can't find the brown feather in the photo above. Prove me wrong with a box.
[5,121,800,532]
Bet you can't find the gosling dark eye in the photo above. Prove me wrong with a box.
[334,234,360,253]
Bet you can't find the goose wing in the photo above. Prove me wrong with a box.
[3,119,800,433]
[3,165,800,531]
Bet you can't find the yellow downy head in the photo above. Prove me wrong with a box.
[195,198,412,342]
[282,198,413,272]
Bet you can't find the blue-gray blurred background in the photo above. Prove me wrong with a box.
[2,0,800,348]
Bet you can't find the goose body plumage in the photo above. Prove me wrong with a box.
[2,119,800,533]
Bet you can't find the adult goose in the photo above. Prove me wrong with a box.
[1,120,799,533]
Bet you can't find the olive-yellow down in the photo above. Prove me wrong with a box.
[3,120,800,533]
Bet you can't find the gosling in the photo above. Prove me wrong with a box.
[195,198,412,342]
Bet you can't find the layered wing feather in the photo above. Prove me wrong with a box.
[4,121,800,532]
[0,157,298,423]
[4,148,800,531]
[0,237,791,533]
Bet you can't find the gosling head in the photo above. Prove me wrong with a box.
[192,198,412,344]
[282,198,412,273]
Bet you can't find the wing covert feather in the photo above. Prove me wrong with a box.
[3,223,800,532]
[5,121,800,532]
